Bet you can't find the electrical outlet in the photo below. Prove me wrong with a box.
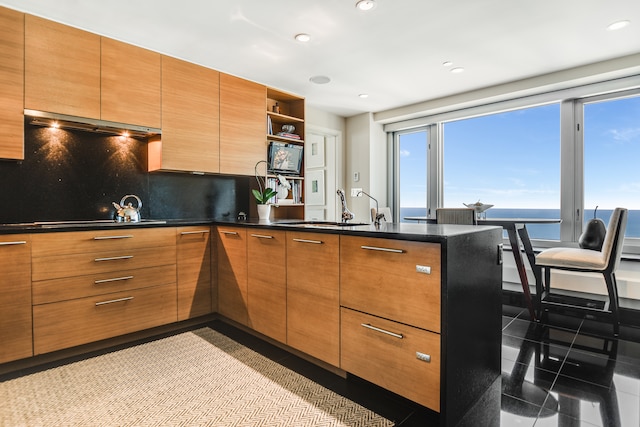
[351,188,363,197]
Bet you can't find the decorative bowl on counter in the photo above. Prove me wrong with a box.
[463,202,493,220]
[463,202,494,213]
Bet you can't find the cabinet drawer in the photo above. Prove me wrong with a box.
[33,283,177,354]
[31,227,176,257]
[32,245,176,281]
[340,235,441,332]
[33,264,177,305]
[340,307,441,411]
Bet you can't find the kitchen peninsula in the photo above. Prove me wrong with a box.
[0,220,503,426]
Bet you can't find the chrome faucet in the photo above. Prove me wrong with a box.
[358,190,385,227]
[337,189,354,223]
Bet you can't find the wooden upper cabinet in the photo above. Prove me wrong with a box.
[25,14,101,118]
[149,56,220,173]
[0,7,24,160]
[101,38,161,128]
[220,73,266,175]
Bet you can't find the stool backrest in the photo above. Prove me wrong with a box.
[602,207,628,272]
[436,208,476,225]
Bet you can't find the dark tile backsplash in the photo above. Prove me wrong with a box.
[0,123,250,223]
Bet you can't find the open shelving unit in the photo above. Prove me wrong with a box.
[266,88,305,220]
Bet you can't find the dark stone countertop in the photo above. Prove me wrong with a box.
[0,218,501,243]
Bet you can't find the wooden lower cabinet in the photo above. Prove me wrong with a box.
[247,230,287,342]
[30,227,178,356]
[286,231,340,366]
[0,235,32,363]
[177,226,212,320]
[341,307,441,411]
[340,235,441,332]
[33,283,177,354]
[217,226,248,325]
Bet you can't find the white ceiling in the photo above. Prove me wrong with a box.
[3,0,640,118]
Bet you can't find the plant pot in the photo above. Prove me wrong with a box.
[257,204,271,221]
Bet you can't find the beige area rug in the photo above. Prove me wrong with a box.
[0,328,393,427]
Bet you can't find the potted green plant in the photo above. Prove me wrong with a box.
[253,161,276,220]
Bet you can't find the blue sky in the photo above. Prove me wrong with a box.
[399,96,640,210]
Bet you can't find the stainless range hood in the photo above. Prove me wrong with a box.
[25,109,161,139]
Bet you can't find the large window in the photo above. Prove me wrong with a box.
[389,83,640,249]
[443,104,561,239]
[582,93,640,238]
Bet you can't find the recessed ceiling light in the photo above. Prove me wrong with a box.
[442,61,453,67]
[295,33,311,42]
[358,94,369,99]
[450,67,465,73]
[606,20,631,31]
[356,0,376,11]
[309,75,331,84]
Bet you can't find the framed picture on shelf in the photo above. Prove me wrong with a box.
[305,170,325,206]
[306,134,325,168]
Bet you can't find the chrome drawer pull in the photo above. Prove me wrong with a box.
[94,255,133,262]
[220,231,239,235]
[416,352,431,363]
[93,235,134,240]
[95,296,134,306]
[360,245,404,253]
[361,323,404,339]
[94,275,134,284]
[292,238,323,244]
[251,234,274,239]
[0,240,27,246]
[180,230,210,235]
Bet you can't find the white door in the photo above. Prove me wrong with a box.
[305,132,338,221]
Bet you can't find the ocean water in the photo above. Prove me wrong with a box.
[400,208,640,240]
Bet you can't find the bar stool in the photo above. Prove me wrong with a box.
[535,208,627,336]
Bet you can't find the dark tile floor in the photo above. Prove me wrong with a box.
[211,304,640,427]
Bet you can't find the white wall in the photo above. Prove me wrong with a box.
[344,113,386,223]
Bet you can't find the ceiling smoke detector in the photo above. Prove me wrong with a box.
[309,75,331,84]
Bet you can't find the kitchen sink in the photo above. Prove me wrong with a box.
[283,221,370,227]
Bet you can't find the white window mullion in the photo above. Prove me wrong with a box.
[560,99,581,243]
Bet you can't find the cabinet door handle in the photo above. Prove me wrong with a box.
[292,238,323,244]
[94,255,133,262]
[94,275,134,284]
[360,245,404,253]
[180,230,210,235]
[93,235,134,240]
[0,240,27,246]
[361,323,404,339]
[95,296,134,306]
[251,234,274,239]
[220,231,239,235]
